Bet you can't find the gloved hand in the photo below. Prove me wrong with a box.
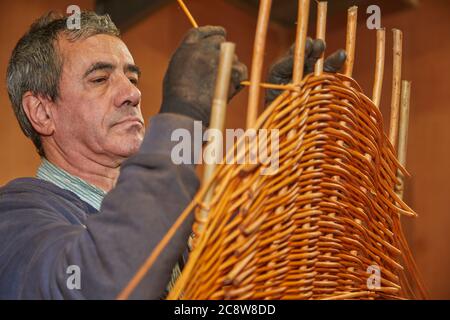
[265,38,347,104]
[159,26,248,127]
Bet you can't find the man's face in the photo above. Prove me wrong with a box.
[51,34,144,166]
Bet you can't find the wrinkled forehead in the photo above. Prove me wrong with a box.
[57,34,135,75]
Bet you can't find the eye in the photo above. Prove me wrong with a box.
[91,77,107,84]
[129,77,139,85]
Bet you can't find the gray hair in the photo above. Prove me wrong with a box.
[6,11,120,156]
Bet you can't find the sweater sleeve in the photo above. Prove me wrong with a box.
[0,113,200,299]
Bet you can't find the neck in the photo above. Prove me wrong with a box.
[42,140,122,192]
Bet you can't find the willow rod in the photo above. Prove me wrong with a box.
[293,0,311,84]
[176,0,199,28]
[372,28,386,108]
[396,80,411,199]
[314,1,327,76]
[389,29,403,149]
[241,81,297,91]
[292,0,312,285]
[199,42,236,224]
[343,6,358,77]
[246,0,272,129]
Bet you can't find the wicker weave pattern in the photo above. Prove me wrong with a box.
[169,73,418,300]
[115,0,425,301]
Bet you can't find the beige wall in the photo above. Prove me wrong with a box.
[0,0,449,298]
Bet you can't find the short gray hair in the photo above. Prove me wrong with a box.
[6,11,120,156]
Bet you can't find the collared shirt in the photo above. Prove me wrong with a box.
[36,158,106,211]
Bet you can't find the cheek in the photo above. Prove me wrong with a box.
[54,101,107,143]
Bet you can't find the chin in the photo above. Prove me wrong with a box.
[122,136,144,157]
[107,133,144,159]
[105,124,145,158]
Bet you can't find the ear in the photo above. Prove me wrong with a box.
[22,91,55,136]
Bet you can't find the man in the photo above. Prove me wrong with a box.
[0,11,345,299]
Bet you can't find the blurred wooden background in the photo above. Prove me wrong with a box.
[0,0,449,299]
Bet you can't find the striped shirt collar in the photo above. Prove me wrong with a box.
[36,158,106,211]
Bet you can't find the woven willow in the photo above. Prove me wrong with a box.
[168,72,422,300]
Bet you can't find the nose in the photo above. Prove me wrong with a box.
[114,73,141,108]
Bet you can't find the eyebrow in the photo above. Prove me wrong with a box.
[125,64,141,78]
[83,62,141,78]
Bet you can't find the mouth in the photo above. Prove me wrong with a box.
[114,117,144,128]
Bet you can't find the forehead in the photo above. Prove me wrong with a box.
[58,34,134,72]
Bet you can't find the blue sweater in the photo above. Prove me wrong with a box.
[0,114,199,299]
